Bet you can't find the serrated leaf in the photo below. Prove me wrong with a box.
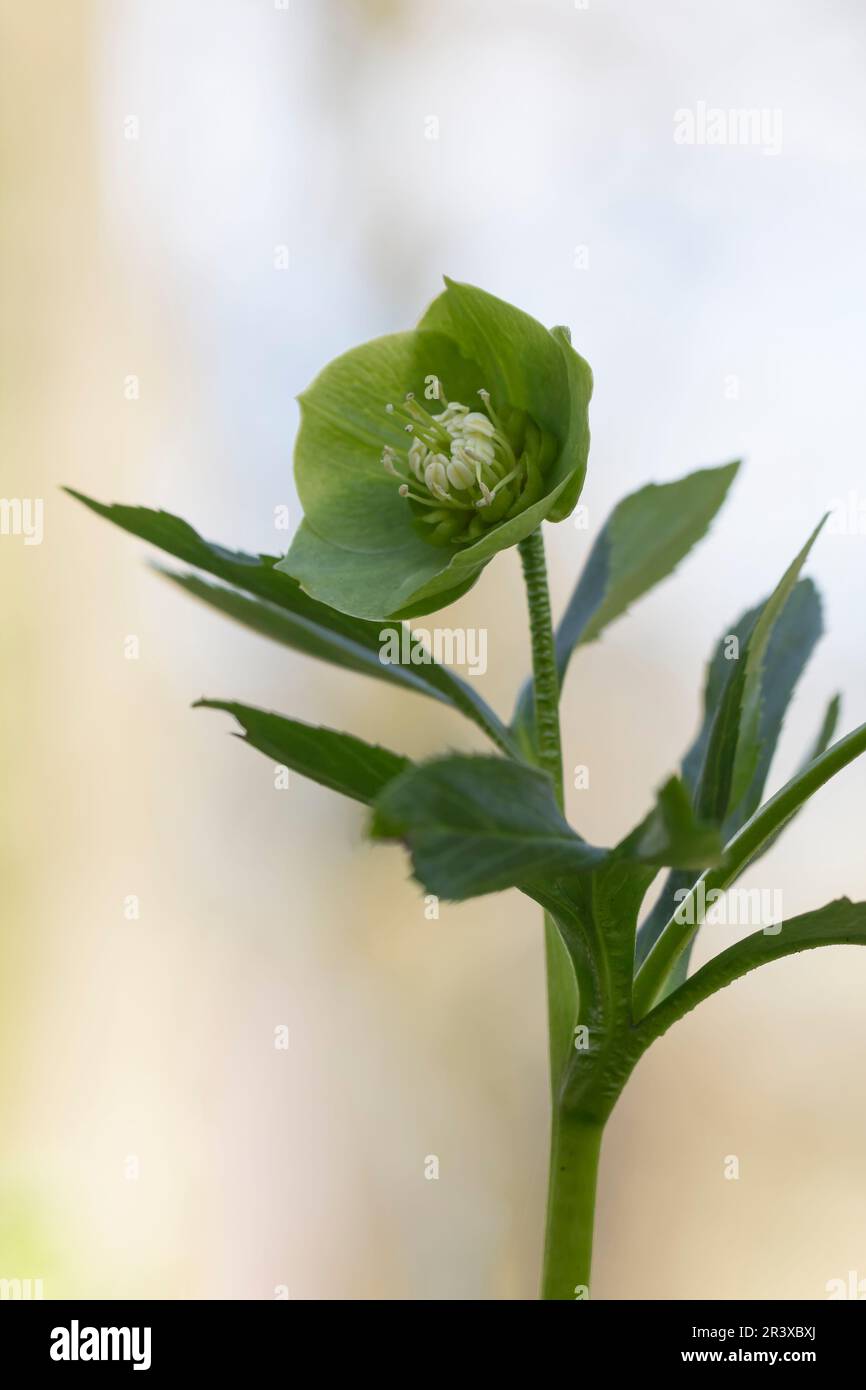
[195,700,409,804]
[727,517,828,809]
[693,527,826,831]
[636,899,866,1045]
[66,489,293,603]
[617,775,725,870]
[750,691,841,866]
[562,462,740,650]
[807,692,843,763]
[371,758,728,905]
[512,462,739,733]
[683,579,824,834]
[636,579,826,976]
[633,716,866,1018]
[66,491,515,754]
[370,755,605,899]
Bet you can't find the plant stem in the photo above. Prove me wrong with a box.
[541,1112,603,1300]
[518,528,563,800]
[518,529,574,1079]
[518,527,600,1300]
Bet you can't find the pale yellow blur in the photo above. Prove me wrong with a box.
[2,0,866,1300]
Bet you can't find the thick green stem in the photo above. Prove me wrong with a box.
[543,910,579,1085]
[518,528,563,800]
[518,527,600,1300]
[541,1113,603,1300]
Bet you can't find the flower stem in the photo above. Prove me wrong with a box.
[541,1113,603,1300]
[518,527,601,1300]
[517,528,563,799]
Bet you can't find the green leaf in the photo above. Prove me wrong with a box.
[370,755,605,900]
[695,523,827,829]
[371,758,729,905]
[65,491,516,754]
[636,899,866,1047]
[683,579,824,834]
[561,462,740,650]
[195,700,409,805]
[726,518,828,810]
[737,691,842,869]
[805,692,843,765]
[635,579,826,975]
[512,462,739,733]
[617,775,725,870]
[633,716,866,1018]
[65,488,296,605]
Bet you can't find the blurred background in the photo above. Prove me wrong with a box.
[2,0,866,1300]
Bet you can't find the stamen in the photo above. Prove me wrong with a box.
[461,442,499,472]
[382,446,410,482]
[487,465,520,499]
[391,407,446,452]
[384,383,545,535]
[446,457,475,491]
[478,388,507,436]
[408,437,429,481]
[435,403,469,435]
[404,489,474,511]
[402,394,452,446]
[461,411,497,438]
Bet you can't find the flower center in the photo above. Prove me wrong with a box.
[381,386,558,546]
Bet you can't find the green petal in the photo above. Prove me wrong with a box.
[419,281,592,512]
[295,327,485,552]
[283,281,594,620]
[281,474,577,619]
[420,280,567,438]
[282,518,483,620]
[546,325,592,520]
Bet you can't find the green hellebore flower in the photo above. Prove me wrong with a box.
[278,278,593,620]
